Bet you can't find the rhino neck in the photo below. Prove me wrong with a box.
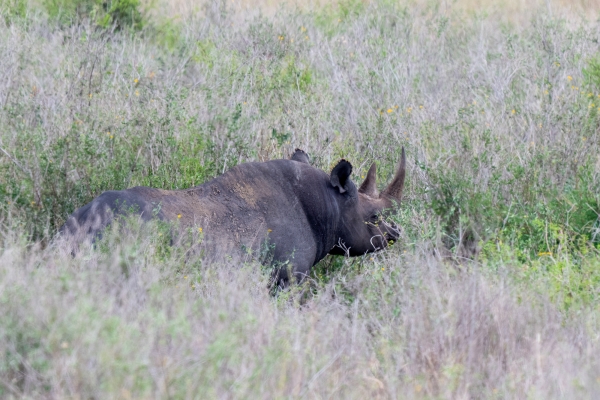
[290,167,343,264]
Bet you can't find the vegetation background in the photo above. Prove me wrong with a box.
[1,0,600,397]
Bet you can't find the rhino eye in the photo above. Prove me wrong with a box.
[369,214,379,222]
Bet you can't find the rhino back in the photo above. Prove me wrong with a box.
[158,159,339,265]
[59,188,163,242]
[178,160,335,262]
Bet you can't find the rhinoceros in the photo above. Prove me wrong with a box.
[60,148,406,286]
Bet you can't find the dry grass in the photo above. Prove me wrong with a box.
[151,0,600,23]
[1,0,600,397]
[2,229,600,398]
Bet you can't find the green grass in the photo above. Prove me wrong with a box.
[1,0,600,397]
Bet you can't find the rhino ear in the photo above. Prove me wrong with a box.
[382,147,406,203]
[330,159,353,194]
[358,162,378,197]
[290,148,310,164]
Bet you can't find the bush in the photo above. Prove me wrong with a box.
[43,0,144,30]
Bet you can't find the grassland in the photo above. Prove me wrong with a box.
[1,0,600,397]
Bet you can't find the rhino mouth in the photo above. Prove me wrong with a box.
[380,220,401,242]
[369,227,400,252]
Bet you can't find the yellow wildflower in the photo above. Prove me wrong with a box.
[387,108,393,114]
[567,76,573,81]
[177,214,182,219]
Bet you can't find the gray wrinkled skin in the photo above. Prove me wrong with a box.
[60,148,406,286]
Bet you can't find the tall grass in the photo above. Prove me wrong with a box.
[3,229,600,398]
[1,0,600,397]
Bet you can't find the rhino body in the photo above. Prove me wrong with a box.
[60,149,406,285]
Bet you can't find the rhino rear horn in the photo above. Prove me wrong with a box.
[290,148,310,164]
[382,147,406,202]
[330,159,353,194]
[358,163,378,197]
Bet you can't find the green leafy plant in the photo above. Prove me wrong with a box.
[42,0,144,30]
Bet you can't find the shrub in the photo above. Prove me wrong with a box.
[42,0,144,30]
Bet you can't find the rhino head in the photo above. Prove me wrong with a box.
[328,147,406,257]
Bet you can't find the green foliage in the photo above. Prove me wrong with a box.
[0,0,28,24]
[314,0,366,36]
[151,17,183,51]
[42,0,143,30]
[583,55,600,91]
[101,0,143,30]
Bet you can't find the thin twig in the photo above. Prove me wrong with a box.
[0,145,26,174]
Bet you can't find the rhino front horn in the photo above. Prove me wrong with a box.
[382,147,406,202]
